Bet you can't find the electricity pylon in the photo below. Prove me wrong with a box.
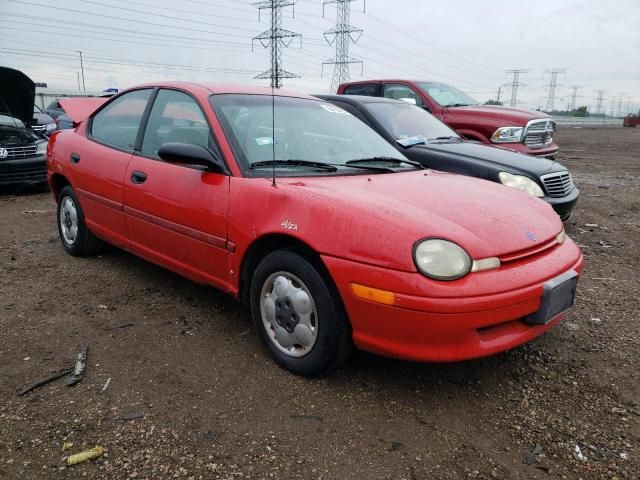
[252,0,302,89]
[322,0,364,93]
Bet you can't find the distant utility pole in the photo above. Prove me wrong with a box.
[594,89,605,115]
[543,67,568,112]
[77,50,86,93]
[496,83,510,104]
[252,0,302,89]
[505,69,528,107]
[322,0,364,93]
[617,92,624,117]
[568,86,581,111]
[609,94,617,117]
[76,72,81,92]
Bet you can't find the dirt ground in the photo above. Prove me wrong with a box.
[1,127,638,480]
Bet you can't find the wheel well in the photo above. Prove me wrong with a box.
[238,234,326,307]
[49,173,71,199]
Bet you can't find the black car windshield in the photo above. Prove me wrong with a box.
[365,102,460,141]
[417,82,479,107]
[211,94,408,175]
[0,114,25,128]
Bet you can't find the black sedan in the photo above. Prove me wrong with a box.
[316,95,578,221]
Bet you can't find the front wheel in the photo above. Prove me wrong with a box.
[57,185,104,256]
[250,250,352,376]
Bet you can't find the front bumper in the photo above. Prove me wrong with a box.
[322,239,583,362]
[496,142,559,159]
[0,154,47,187]
[544,187,579,222]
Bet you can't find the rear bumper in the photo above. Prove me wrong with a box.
[322,240,583,362]
[0,155,47,186]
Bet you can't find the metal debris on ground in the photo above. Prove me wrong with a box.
[574,444,587,463]
[122,412,144,421]
[16,367,74,396]
[101,377,111,393]
[66,347,88,386]
[525,443,543,465]
[66,446,104,466]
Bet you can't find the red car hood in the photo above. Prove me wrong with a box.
[446,104,550,126]
[58,98,108,124]
[276,170,562,270]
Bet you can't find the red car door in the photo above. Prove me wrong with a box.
[69,89,153,249]
[122,88,231,290]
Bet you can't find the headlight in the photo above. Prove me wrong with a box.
[499,172,544,197]
[36,141,47,155]
[491,126,523,143]
[46,122,57,131]
[414,239,472,281]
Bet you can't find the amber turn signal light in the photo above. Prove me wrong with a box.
[351,283,396,305]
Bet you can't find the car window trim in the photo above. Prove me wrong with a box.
[135,87,230,175]
[86,87,154,155]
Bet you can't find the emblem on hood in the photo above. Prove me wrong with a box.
[525,229,537,242]
[0,148,9,159]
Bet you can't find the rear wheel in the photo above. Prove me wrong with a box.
[250,249,352,376]
[57,185,104,256]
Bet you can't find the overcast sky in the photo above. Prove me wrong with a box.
[1,0,638,113]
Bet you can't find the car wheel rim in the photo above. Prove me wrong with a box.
[59,196,78,245]
[260,271,318,358]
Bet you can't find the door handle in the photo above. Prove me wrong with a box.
[70,153,81,164]
[130,171,147,184]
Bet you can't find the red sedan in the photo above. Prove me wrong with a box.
[47,82,583,375]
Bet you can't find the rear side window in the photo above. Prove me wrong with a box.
[90,89,152,150]
[343,84,378,97]
[140,89,214,159]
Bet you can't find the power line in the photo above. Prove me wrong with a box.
[505,69,528,107]
[252,0,302,88]
[543,67,568,112]
[322,0,363,93]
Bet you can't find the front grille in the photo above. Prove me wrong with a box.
[523,119,555,148]
[541,171,574,198]
[0,145,38,159]
[32,124,47,133]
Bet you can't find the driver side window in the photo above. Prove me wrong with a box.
[140,89,216,159]
[383,84,424,106]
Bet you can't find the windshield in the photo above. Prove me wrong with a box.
[365,102,459,141]
[33,105,42,113]
[0,114,25,128]
[211,94,408,175]
[417,82,478,107]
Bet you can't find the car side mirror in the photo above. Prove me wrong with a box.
[157,142,225,173]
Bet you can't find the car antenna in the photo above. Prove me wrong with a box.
[271,82,276,188]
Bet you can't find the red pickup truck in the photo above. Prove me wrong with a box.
[338,80,559,158]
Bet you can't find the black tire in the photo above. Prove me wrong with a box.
[250,249,352,376]
[56,185,104,256]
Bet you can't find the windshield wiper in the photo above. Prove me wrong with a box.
[249,159,337,172]
[431,136,463,142]
[345,156,424,170]
[447,103,473,107]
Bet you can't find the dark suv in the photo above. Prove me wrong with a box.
[0,67,48,188]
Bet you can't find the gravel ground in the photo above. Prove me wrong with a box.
[0,127,638,479]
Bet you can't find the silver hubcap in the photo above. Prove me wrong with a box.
[260,271,318,358]
[59,196,78,245]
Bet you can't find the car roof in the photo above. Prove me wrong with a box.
[315,94,410,106]
[130,81,318,100]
